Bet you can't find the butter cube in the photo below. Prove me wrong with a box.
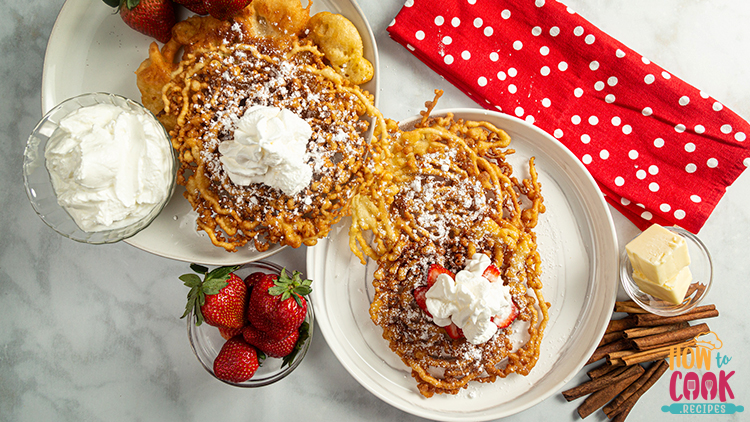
[625,224,691,285]
[632,266,693,304]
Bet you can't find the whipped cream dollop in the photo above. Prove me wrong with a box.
[45,103,173,232]
[425,253,515,345]
[218,105,313,196]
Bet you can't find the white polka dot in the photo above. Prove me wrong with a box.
[571,115,581,125]
[515,106,524,117]
[607,76,618,86]
[525,115,536,124]
[649,182,659,192]
[404,0,414,6]
[558,61,568,71]
[407,44,415,51]
[721,124,732,134]
[542,98,551,107]
[707,158,719,168]
[478,77,487,87]
[573,26,584,36]
[611,116,621,126]
[474,17,483,28]
[616,49,626,58]
[642,107,653,116]
[662,71,671,79]
[490,52,499,61]
[574,88,584,98]
[590,61,600,71]
[467,0,476,3]
[508,68,517,77]
[736,132,747,142]
[679,96,690,106]
[532,26,542,36]
[484,27,494,36]
[535,0,545,6]
[654,138,665,148]
[501,9,511,19]
[600,150,609,159]
[685,143,696,152]
[674,210,686,220]
[539,46,550,56]
[713,102,723,111]
[615,176,625,186]
[623,125,632,135]
[508,84,517,94]
[442,36,453,45]
[495,105,502,111]
[644,74,655,84]
[550,26,560,36]
[745,158,750,167]
[415,30,425,40]
[628,150,638,159]
[636,169,647,179]
[581,134,591,144]
[513,40,523,50]
[594,81,604,91]
[582,154,592,164]
[541,66,551,76]
[605,94,615,103]
[497,71,506,80]
[686,163,697,173]
[621,197,631,206]
[452,17,461,27]
[642,211,653,221]
[585,34,595,44]
[700,91,709,99]
[589,116,599,125]
[389,19,395,27]
[554,129,564,138]
[642,57,651,65]
[694,125,705,134]
[462,50,471,60]
[660,203,671,212]
[444,55,454,65]
[648,165,659,175]
[690,195,702,203]
[675,124,686,133]
[435,16,445,26]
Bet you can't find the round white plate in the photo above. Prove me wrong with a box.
[307,109,619,421]
[41,0,380,265]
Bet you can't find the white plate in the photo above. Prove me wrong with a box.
[307,109,619,421]
[41,0,380,265]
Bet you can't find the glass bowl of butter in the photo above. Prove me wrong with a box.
[620,225,713,316]
[23,92,177,244]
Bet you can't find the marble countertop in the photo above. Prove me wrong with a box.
[2,0,749,421]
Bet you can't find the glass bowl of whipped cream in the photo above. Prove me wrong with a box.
[23,92,177,244]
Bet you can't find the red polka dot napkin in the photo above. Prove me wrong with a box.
[388,0,750,233]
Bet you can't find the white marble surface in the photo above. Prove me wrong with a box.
[2,0,750,421]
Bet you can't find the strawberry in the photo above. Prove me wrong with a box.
[213,336,259,383]
[482,264,502,283]
[492,303,519,329]
[427,263,454,286]
[413,286,432,317]
[244,271,265,290]
[180,264,247,328]
[102,0,176,44]
[218,326,243,340]
[242,323,299,358]
[246,269,312,340]
[444,323,464,340]
[204,0,253,21]
[172,0,209,15]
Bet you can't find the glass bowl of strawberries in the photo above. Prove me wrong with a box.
[182,261,313,387]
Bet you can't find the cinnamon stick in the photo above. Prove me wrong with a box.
[607,360,669,419]
[561,366,630,401]
[605,316,637,333]
[632,323,710,351]
[587,363,620,379]
[622,339,696,366]
[598,330,624,347]
[614,301,648,314]
[623,322,689,339]
[634,305,718,327]
[586,338,631,365]
[603,360,665,417]
[576,365,645,418]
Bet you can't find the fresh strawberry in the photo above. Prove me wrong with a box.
[413,286,432,317]
[180,264,247,328]
[482,264,502,283]
[172,0,209,15]
[244,271,265,290]
[427,263,454,286]
[218,326,243,340]
[204,0,253,21]
[102,0,176,43]
[242,323,299,358]
[444,323,464,340]
[492,303,519,329]
[213,336,259,383]
[246,269,312,340]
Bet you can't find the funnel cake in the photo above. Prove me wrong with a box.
[350,96,549,397]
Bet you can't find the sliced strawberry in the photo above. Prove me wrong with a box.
[492,303,519,329]
[444,323,464,339]
[482,264,502,283]
[427,264,454,287]
[413,286,432,317]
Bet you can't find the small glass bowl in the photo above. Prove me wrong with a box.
[620,226,713,316]
[22,92,176,244]
[187,261,314,387]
